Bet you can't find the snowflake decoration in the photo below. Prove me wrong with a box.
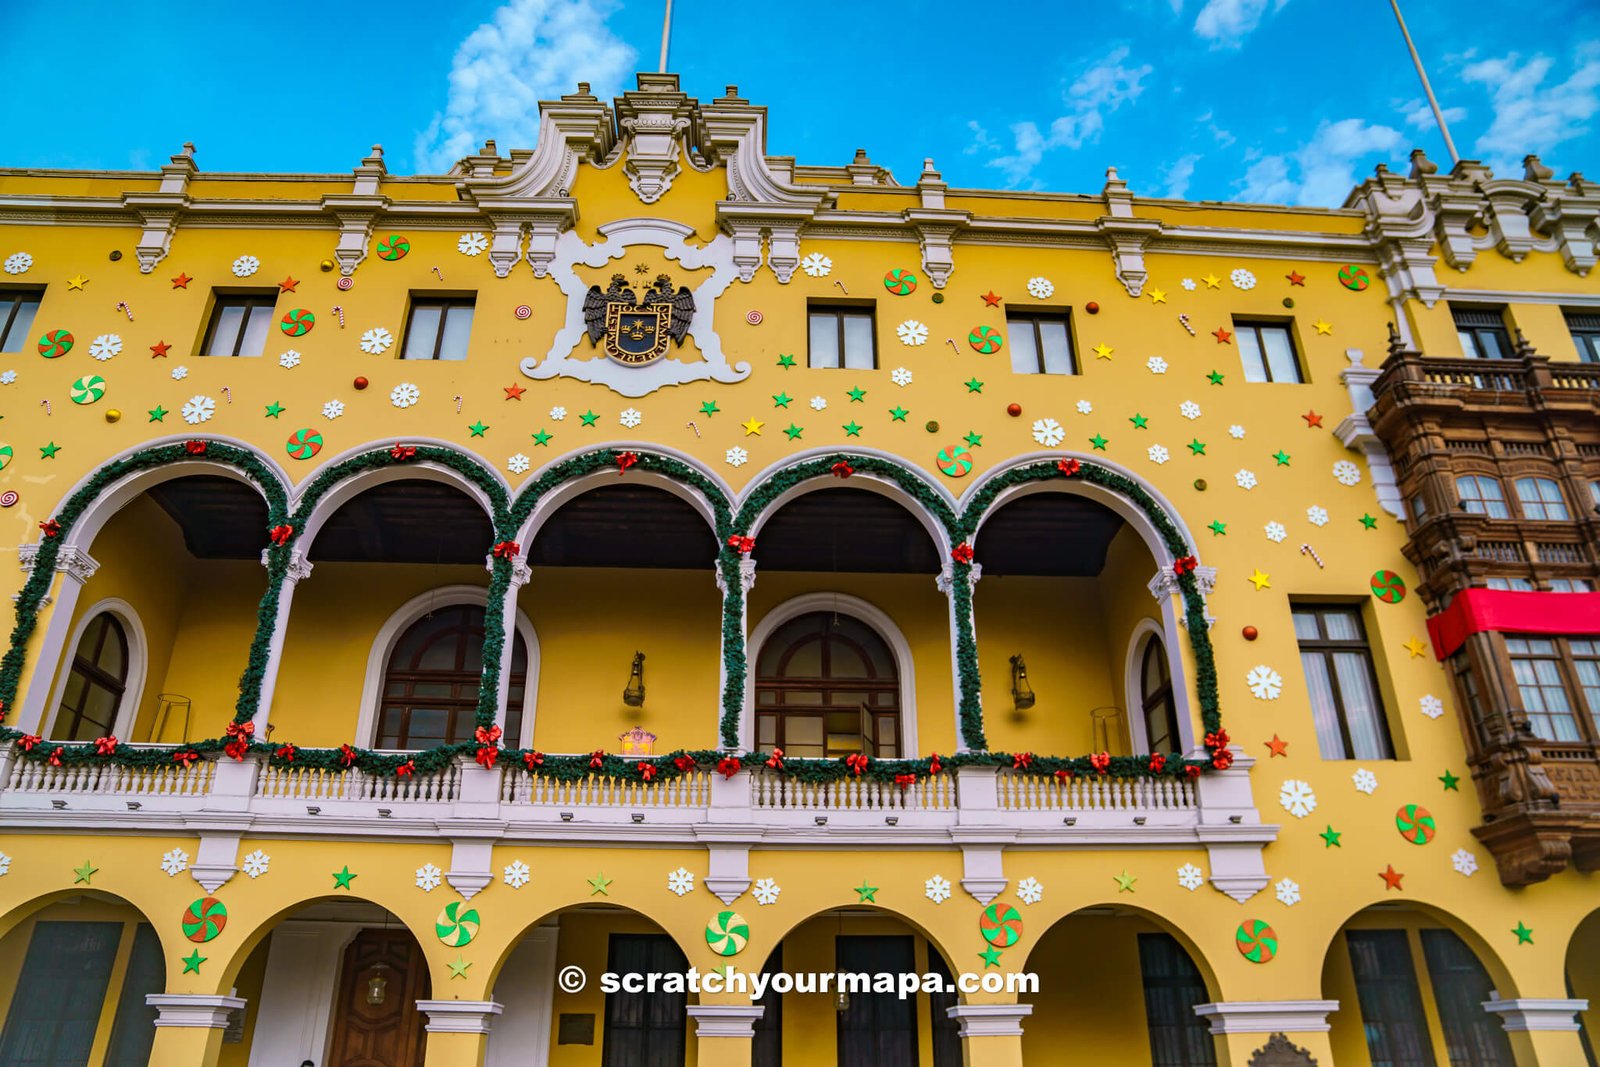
[1307,505,1329,527]
[322,399,345,419]
[1176,863,1204,891]
[1017,877,1043,905]
[896,319,929,346]
[1180,278,1197,291]
[1180,400,1201,420]
[1076,399,1093,414]
[801,253,833,278]
[390,382,420,408]
[1247,665,1284,700]
[619,407,642,429]
[809,396,827,411]
[924,875,952,903]
[1333,460,1362,486]
[507,453,530,475]
[160,848,190,877]
[1451,849,1478,877]
[1235,469,1258,490]
[1275,878,1301,906]
[1146,356,1168,374]
[181,394,215,425]
[1148,444,1170,465]
[457,232,489,256]
[1265,521,1287,543]
[1230,268,1257,290]
[279,349,301,369]
[1279,779,1317,818]
[1229,424,1246,439]
[241,850,270,878]
[753,878,781,905]
[504,860,531,889]
[415,863,443,891]
[171,365,189,380]
[359,327,394,355]
[1032,418,1065,447]
[1420,694,1445,720]
[549,406,567,421]
[3,252,32,275]
[667,867,695,896]
[891,367,913,387]
[232,254,260,278]
[1026,276,1055,298]
[89,334,122,361]
[0,371,14,386]
[725,447,749,467]
[1352,769,1378,795]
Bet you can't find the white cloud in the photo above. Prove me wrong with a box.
[1194,0,1288,48]
[1399,98,1467,130]
[1461,47,1600,172]
[978,47,1153,186]
[1236,119,1403,206]
[413,0,636,174]
[1162,154,1200,198]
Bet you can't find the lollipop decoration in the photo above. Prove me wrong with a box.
[336,277,353,292]
[705,911,750,957]
[181,897,228,943]
[435,900,480,947]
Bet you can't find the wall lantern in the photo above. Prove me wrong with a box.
[623,651,647,708]
[365,963,390,1006]
[1009,654,1036,711]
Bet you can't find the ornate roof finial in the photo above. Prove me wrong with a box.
[1523,154,1555,182]
[1409,148,1437,178]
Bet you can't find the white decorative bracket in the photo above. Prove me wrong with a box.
[1333,347,1403,520]
[1193,748,1276,902]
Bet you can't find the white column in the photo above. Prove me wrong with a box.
[1481,996,1590,1031]
[146,993,246,1028]
[246,920,361,1067]
[251,548,313,736]
[13,545,100,734]
[936,562,981,754]
[487,555,533,740]
[485,926,558,1067]
[715,556,755,750]
[418,1000,504,1033]
[1192,1000,1339,1034]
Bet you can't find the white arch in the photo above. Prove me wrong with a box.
[1123,618,1198,755]
[39,598,148,742]
[352,585,541,749]
[291,440,505,548]
[742,592,920,756]
[513,441,729,548]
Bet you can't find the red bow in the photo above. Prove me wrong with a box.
[844,753,869,776]
[474,746,499,769]
[475,725,502,745]
[1211,748,1235,771]
[390,444,417,460]
[726,535,756,554]
[524,750,545,769]
[94,736,118,756]
[615,450,639,475]
[38,519,61,539]
[173,750,199,767]
[224,739,249,760]
[1148,752,1167,774]
[1056,458,1081,477]
[1173,555,1199,576]
[1011,752,1034,770]
[47,746,63,766]
[951,543,975,564]
[673,754,696,773]
[589,749,606,769]
[184,440,207,455]
[395,760,416,777]
[1054,768,1074,781]
[831,461,853,478]
[638,762,658,781]
[927,753,943,776]
[764,748,784,770]
[1089,751,1111,774]
[276,744,297,762]
[225,721,255,740]
[338,744,357,767]
[894,772,917,788]
[492,541,520,559]
[18,734,40,752]
[268,524,294,546]
[1203,728,1229,750]
[716,756,742,779]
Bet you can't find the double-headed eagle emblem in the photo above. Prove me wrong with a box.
[583,272,695,366]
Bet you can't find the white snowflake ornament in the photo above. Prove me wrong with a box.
[232,254,260,278]
[160,848,190,877]
[619,407,642,428]
[1017,877,1043,905]
[725,447,749,467]
[89,334,122,361]
[1235,469,1258,490]
[241,850,270,878]
[1148,444,1170,465]
[1333,460,1362,486]
[1180,278,1197,291]
[667,867,695,896]
[181,395,215,425]
[359,327,394,355]
[809,396,827,411]
[924,875,952,903]
[415,863,443,891]
[1247,665,1284,700]
[549,406,567,421]
[0,371,14,385]
[891,367,912,387]
[507,453,530,475]
[504,860,531,889]
[1146,356,1168,374]
[1307,505,1329,527]
[322,400,345,420]
[1451,849,1478,876]
[1230,268,1257,290]
[1180,400,1201,420]
[390,382,420,408]
[1026,276,1055,298]
[753,878,781,905]
[1229,424,1246,439]
[279,349,301,369]
[896,320,928,346]
[1420,694,1445,720]
[1352,769,1379,794]
[457,232,489,256]
[1176,863,1204,891]
[1274,878,1301,906]
[171,365,189,380]
[1076,399,1093,414]
[801,253,832,278]
[1265,521,1287,543]
[1279,779,1317,818]
[1032,418,1065,447]
[3,252,32,275]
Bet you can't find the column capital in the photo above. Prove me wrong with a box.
[716,556,756,594]
[146,993,247,1028]
[685,1003,765,1037]
[1192,999,1339,1034]
[486,554,533,586]
[260,546,313,582]
[417,999,503,1034]
[19,543,100,583]
[936,561,981,594]
[1481,996,1590,1031]
[946,1003,1032,1037]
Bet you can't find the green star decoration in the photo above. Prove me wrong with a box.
[847,387,866,403]
[699,400,720,416]
[1320,826,1342,848]
[843,421,862,437]
[1129,414,1148,429]
[776,353,796,368]
[964,378,984,393]
[579,410,599,427]
[181,950,206,974]
[532,429,553,446]
[964,431,983,447]
[1114,870,1137,893]
[888,406,909,422]
[772,392,792,408]
[39,442,60,458]
[1208,520,1227,536]
[1439,769,1461,791]
[979,945,1003,968]
[448,956,472,979]
[147,406,168,423]
[332,866,357,890]
[1360,513,1378,529]
[468,421,488,437]
[854,881,879,903]
[1089,434,1108,450]
[1207,370,1225,385]
[1187,439,1206,456]
[263,401,284,418]
[72,860,97,884]
[783,423,804,441]
[588,872,612,896]
[1272,450,1291,466]
[1512,922,1534,945]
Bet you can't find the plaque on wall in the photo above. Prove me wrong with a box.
[558,1013,596,1045]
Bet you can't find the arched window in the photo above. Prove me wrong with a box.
[377,605,526,749]
[754,612,900,758]
[1140,636,1180,755]
[53,613,129,741]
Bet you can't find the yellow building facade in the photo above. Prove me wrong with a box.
[0,74,1597,1066]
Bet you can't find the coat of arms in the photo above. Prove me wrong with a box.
[583,272,695,366]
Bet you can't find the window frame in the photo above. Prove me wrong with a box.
[1513,475,1570,521]
[375,603,528,749]
[1293,602,1396,760]
[48,608,141,743]
[1139,636,1181,756]
[1004,308,1078,375]
[1455,474,1511,519]
[1452,304,1514,360]
[1232,318,1304,383]
[200,290,279,357]
[1503,633,1600,743]
[401,294,477,361]
[1564,309,1600,363]
[753,611,902,759]
[1344,928,1439,1067]
[1137,932,1218,1067]
[806,301,877,370]
[0,286,44,353]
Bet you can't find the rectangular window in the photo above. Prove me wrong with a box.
[808,304,876,370]
[201,293,276,357]
[1485,577,1536,592]
[836,935,917,1067]
[1550,579,1595,593]
[1451,650,1491,745]
[1006,311,1076,375]
[1505,636,1582,741]
[1514,476,1570,520]
[1346,929,1438,1067]
[1293,604,1394,760]
[1420,929,1516,1066]
[1573,640,1600,728]
[0,920,122,1066]
[1453,305,1513,360]
[1234,321,1303,383]
[402,296,475,361]
[1408,493,1428,521]
[1138,933,1217,1067]
[0,288,43,352]
[1456,475,1510,518]
[603,934,687,1067]
[1566,310,1600,363]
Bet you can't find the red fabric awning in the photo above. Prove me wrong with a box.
[1427,589,1600,660]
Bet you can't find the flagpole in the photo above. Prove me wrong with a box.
[1389,0,1459,164]
[658,0,673,73]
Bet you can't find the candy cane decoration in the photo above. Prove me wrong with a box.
[454,395,464,414]
[115,301,133,321]
[1178,313,1196,336]
[1299,543,1325,569]
[946,338,959,354]
[221,386,232,405]
[432,266,444,281]
[332,305,345,328]
[686,420,701,438]
[39,399,50,416]
[833,281,849,295]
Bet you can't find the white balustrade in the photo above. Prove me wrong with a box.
[255,759,459,803]
[502,768,710,809]
[995,769,1194,812]
[4,744,214,798]
[750,768,958,812]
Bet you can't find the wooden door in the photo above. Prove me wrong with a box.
[328,929,431,1067]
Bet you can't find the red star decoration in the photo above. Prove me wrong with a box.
[1286,271,1306,286]
[149,341,171,358]
[503,383,526,400]
[1379,865,1405,891]
[1265,735,1288,757]
[981,291,1002,307]
[1213,327,1233,344]
[1302,410,1323,428]
[170,273,192,289]
[278,276,299,293]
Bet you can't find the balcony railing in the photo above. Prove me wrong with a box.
[1372,351,1600,405]
[5,743,214,800]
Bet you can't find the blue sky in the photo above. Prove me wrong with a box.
[5,0,1599,206]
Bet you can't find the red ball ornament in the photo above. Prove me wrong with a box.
[1242,626,1258,641]
[1006,403,1022,417]
[1085,301,1100,314]
[353,376,369,390]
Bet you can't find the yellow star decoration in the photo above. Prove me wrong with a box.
[1114,869,1137,892]
[1314,320,1333,335]
[1202,273,1222,289]
[1247,569,1272,590]
[1092,343,1115,360]
[1404,637,1429,658]
[741,417,764,436]
[1148,288,1167,304]
[67,274,89,291]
